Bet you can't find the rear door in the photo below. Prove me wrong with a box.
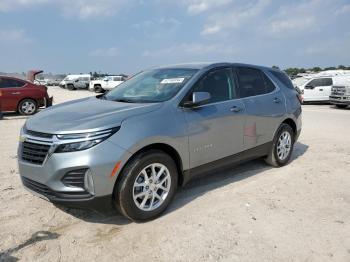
[234,67,286,150]
[183,67,246,168]
[0,77,27,111]
[303,78,333,101]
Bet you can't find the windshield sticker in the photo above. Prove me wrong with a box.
[160,78,185,84]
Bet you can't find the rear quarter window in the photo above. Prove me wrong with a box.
[270,70,294,89]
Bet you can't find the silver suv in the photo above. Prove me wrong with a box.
[18,63,302,221]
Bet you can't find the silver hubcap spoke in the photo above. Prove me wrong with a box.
[133,163,171,211]
[277,131,292,160]
[21,101,35,114]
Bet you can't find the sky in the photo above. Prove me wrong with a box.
[0,0,350,75]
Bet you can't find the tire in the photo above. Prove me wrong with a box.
[335,105,348,109]
[94,85,103,93]
[18,99,38,116]
[265,124,294,167]
[114,150,178,221]
[67,84,75,91]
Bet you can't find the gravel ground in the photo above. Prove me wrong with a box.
[0,86,349,261]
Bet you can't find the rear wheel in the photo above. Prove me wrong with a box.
[265,124,294,167]
[335,105,348,109]
[114,150,178,221]
[94,85,103,93]
[67,84,75,91]
[18,99,37,116]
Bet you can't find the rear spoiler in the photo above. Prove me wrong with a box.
[27,70,43,82]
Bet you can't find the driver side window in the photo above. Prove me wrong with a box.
[193,68,235,103]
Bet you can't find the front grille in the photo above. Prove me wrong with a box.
[21,142,50,165]
[331,86,346,96]
[22,177,92,200]
[61,169,87,189]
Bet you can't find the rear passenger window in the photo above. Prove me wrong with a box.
[262,73,275,93]
[270,71,294,89]
[236,67,273,98]
[322,78,333,86]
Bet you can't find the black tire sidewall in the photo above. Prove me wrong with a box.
[67,84,75,90]
[18,99,37,115]
[273,124,295,166]
[116,151,178,221]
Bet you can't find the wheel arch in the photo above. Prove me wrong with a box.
[114,143,184,190]
[281,118,297,137]
[17,97,38,110]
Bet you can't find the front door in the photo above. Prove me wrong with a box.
[183,68,246,169]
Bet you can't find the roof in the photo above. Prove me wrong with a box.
[151,62,277,71]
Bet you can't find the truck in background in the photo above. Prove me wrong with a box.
[59,74,91,90]
[330,76,350,109]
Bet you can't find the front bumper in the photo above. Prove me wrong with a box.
[45,96,53,107]
[21,176,113,210]
[329,95,350,105]
[18,138,132,209]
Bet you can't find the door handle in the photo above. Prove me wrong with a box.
[319,89,323,91]
[273,97,281,104]
[230,106,243,113]
[11,92,20,95]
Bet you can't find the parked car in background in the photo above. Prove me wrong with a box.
[330,76,350,108]
[89,75,127,93]
[294,71,350,103]
[18,62,302,221]
[0,75,52,115]
[297,77,334,102]
[59,74,91,90]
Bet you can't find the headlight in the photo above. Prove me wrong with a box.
[55,127,120,153]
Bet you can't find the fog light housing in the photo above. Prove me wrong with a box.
[84,169,95,195]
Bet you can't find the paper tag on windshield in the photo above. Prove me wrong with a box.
[160,78,185,84]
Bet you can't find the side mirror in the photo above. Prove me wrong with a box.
[183,92,211,108]
[305,84,314,89]
[75,79,79,82]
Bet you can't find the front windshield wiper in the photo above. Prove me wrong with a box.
[113,98,136,103]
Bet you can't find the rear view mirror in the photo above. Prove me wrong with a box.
[183,92,211,108]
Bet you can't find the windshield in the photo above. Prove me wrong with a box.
[104,68,198,103]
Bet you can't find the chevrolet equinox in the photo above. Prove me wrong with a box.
[18,63,302,221]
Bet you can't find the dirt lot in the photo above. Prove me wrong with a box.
[0,87,349,261]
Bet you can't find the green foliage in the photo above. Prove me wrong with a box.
[282,65,350,76]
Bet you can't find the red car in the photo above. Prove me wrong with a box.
[0,75,52,116]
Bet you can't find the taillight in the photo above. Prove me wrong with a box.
[297,94,303,104]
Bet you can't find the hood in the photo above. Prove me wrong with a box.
[25,96,162,134]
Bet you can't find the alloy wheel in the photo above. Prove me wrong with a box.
[276,131,292,161]
[133,163,171,211]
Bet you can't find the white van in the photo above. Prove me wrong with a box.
[59,74,91,90]
[297,75,350,102]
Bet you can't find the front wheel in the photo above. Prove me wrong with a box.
[114,150,178,221]
[265,124,294,167]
